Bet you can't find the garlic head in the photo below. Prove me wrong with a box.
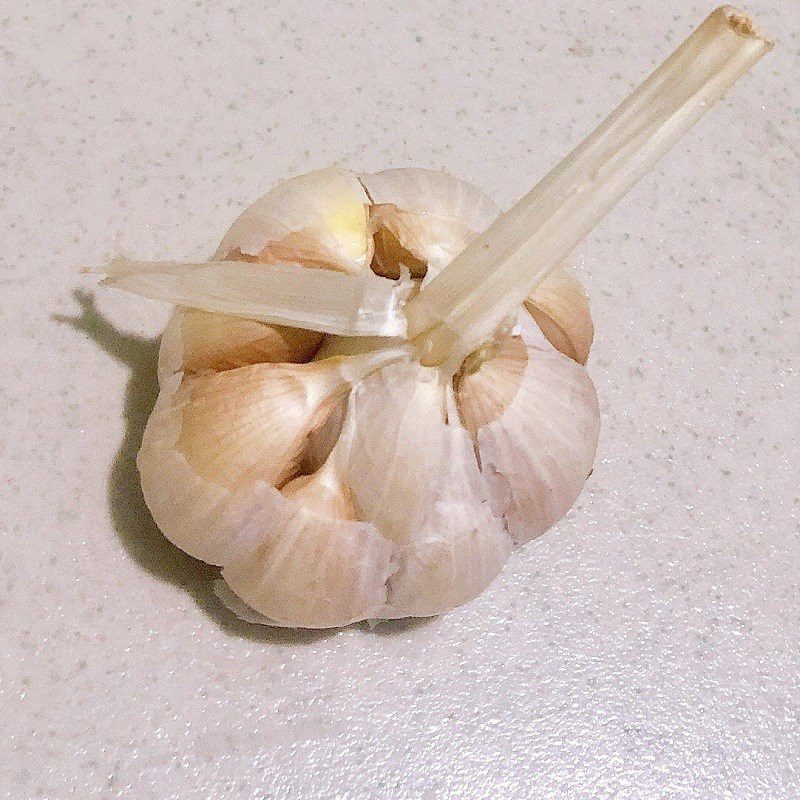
[130,167,599,626]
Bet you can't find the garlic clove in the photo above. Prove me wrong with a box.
[524,269,594,365]
[377,387,512,618]
[457,316,600,544]
[368,204,473,281]
[340,359,511,618]
[219,481,394,628]
[222,506,391,628]
[138,351,403,566]
[360,168,496,283]
[340,359,448,542]
[453,330,527,436]
[140,377,395,626]
[214,166,373,273]
[280,460,357,520]
[157,307,322,383]
[175,360,348,490]
[137,371,243,565]
[367,203,430,280]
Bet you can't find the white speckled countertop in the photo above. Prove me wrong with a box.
[2,1,799,798]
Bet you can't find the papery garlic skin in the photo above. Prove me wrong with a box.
[220,482,394,629]
[105,257,409,338]
[138,371,238,566]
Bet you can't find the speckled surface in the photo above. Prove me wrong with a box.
[2,1,799,798]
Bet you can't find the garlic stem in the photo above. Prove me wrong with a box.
[102,257,409,338]
[407,6,772,371]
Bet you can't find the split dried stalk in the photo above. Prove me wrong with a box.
[408,6,772,371]
[102,257,409,337]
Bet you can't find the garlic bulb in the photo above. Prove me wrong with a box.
[103,7,771,628]
[125,166,597,626]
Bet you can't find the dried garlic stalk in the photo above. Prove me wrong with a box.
[102,7,771,628]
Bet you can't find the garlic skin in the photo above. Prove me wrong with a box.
[348,369,512,619]
[458,316,600,543]
[220,481,394,629]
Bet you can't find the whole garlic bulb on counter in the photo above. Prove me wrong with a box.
[103,7,771,628]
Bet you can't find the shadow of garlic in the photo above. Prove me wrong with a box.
[102,7,771,629]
